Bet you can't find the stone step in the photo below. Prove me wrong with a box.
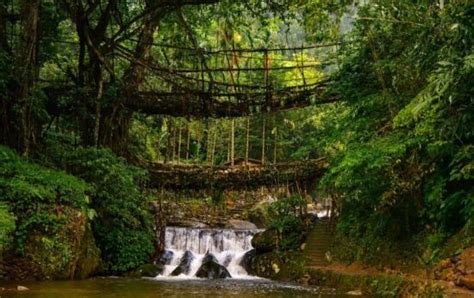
[302,219,334,269]
[305,251,329,255]
[306,246,331,250]
[305,253,328,257]
[305,243,332,247]
[306,248,330,251]
[305,257,327,261]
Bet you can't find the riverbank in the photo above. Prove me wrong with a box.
[251,251,474,297]
[247,219,474,297]
[302,263,472,297]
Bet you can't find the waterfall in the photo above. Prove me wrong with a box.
[156,226,262,279]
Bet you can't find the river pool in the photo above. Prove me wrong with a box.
[0,277,351,297]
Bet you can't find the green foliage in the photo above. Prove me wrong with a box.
[312,0,474,265]
[0,145,90,253]
[0,203,15,251]
[0,145,98,278]
[56,147,154,273]
[268,195,306,250]
[1,0,472,277]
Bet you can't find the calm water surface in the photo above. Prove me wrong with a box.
[0,277,350,297]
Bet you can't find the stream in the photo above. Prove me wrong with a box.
[0,226,351,297]
[0,278,347,297]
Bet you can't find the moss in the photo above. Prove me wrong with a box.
[129,264,163,278]
[248,252,282,279]
[248,202,271,228]
[251,229,279,253]
[440,224,474,259]
[20,210,100,280]
[0,203,15,250]
[74,225,101,279]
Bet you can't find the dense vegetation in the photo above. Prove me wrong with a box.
[0,144,153,277]
[0,0,472,280]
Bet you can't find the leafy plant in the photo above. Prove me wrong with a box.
[0,145,96,277]
[268,195,306,251]
[57,147,155,273]
[0,203,15,251]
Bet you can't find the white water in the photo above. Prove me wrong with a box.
[156,226,263,279]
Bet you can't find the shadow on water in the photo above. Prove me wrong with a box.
[0,277,354,297]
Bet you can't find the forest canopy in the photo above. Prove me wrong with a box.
[0,0,473,277]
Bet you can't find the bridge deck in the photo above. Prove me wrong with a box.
[146,158,328,190]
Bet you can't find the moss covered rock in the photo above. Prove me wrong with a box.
[74,225,101,279]
[247,252,283,279]
[171,251,194,276]
[248,202,271,228]
[0,213,101,280]
[0,146,101,280]
[130,264,163,278]
[195,255,231,279]
[240,249,256,274]
[251,229,279,253]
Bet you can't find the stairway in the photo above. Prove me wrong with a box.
[303,217,334,267]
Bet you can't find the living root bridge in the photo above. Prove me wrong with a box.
[131,86,339,118]
[43,80,339,118]
[147,158,328,191]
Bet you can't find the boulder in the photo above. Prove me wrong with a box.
[157,250,174,265]
[0,214,100,280]
[130,264,163,278]
[168,220,208,228]
[223,254,233,267]
[460,274,474,290]
[249,252,282,279]
[171,251,194,276]
[347,289,363,296]
[251,229,279,253]
[202,253,219,264]
[195,259,231,279]
[459,247,474,273]
[248,203,271,228]
[240,249,256,274]
[74,226,101,279]
[226,220,257,230]
[16,286,29,291]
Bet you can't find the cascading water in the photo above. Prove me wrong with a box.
[156,226,262,279]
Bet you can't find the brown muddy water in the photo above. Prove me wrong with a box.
[0,277,353,297]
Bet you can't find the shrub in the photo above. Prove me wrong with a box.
[59,147,154,273]
[268,195,307,251]
[0,145,96,278]
[0,203,15,251]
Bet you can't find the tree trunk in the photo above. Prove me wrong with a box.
[231,119,235,166]
[245,117,250,163]
[82,1,164,156]
[227,121,231,163]
[177,121,182,164]
[205,120,211,164]
[172,120,176,162]
[273,117,277,164]
[93,80,103,146]
[0,2,8,49]
[165,118,172,163]
[211,128,217,165]
[261,118,266,165]
[186,123,191,160]
[4,0,41,155]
